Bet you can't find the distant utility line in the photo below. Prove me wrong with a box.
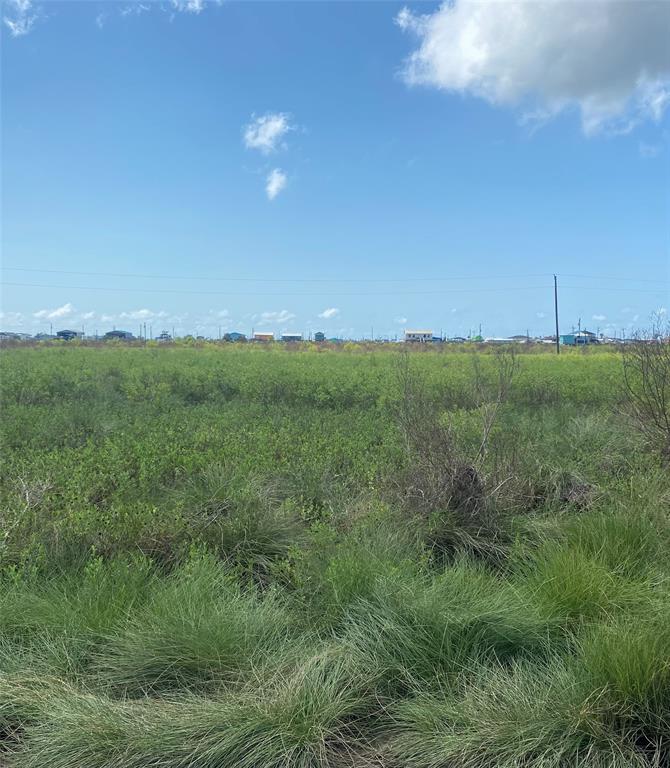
[2,266,666,286]
[1,280,556,297]
[1,280,667,297]
[2,266,554,283]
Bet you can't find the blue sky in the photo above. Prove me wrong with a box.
[2,0,669,338]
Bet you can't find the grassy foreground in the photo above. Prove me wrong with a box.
[1,343,669,767]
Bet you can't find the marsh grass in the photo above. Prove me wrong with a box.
[94,553,297,694]
[1,346,669,766]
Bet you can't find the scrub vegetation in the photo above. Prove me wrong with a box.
[1,342,669,767]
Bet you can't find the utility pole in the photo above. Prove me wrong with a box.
[553,274,560,355]
[149,325,153,341]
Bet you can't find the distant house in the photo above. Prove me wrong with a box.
[56,329,80,341]
[509,334,531,343]
[252,332,274,342]
[281,333,303,343]
[34,333,55,341]
[156,331,172,342]
[314,331,325,342]
[404,330,433,343]
[223,332,247,342]
[447,337,467,343]
[560,330,599,346]
[484,337,516,344]
[103,330,134,341]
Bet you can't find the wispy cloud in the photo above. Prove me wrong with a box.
[318,307,340,319]
[3,0,38,37]
[171,0,205,13]
[33,302,75,320]
[257,309,296,326]
[394,316,408,325]
[639,141,662,159]
[265,168,287,200]
[592,314,607,322]
[119,308,168,321]
[244,112,293,154]
[120,4,150,18]
[0,311,25,327]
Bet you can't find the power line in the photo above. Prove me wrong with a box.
[1,280,557,297]
[2,266,554,284]
[2,280,667,297]
[3,266,667,286]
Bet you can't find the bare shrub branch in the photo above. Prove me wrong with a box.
[622,322,670,462]
[391,348,519,559]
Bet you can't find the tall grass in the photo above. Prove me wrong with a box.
[1,345,669,766]
[95,553,296,694]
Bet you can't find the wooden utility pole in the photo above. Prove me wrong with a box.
[553,274,560,355]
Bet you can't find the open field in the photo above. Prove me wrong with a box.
[1,344,669,767]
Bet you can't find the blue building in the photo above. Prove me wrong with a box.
[56,329,80,341]
[560,330,599,346]
[103,330,134,340]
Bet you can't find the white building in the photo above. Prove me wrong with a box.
[404,330,433,343]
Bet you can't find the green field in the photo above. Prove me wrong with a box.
[1,344,669,767]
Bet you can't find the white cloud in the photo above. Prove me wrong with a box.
[3,0,38,37]
[257,309,296,326]
[95,12,106,29]
[120,4,150,18]
[395,1,670,135]
[171,0,204,13]
[119,308,168,321]
[244,113,293,154]
[33,302,75,320]
[318,307,340,319]
[592,314,607,322]
[394,316,408,325]
[536,311,546,319]
[81,311,95,321]
[0,311,24,327]
[639,141,662,159]
[265,168,287,200]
